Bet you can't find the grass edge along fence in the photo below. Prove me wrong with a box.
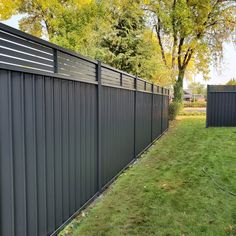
[0,23,169,236]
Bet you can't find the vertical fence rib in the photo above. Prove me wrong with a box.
[206,85,209,128]
[53,49,58,74]
[9,70,15,236]
[161,87,163,133]
[167,90,170,129]
[97,61,102,192]
[151,83,154,142]
[134,77,137,159]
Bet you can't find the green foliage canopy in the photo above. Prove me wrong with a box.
[99,0,171,83]
[188,81,206,96]
[1,0,236,90]
[226,78,236,85]
[144,0,236,101]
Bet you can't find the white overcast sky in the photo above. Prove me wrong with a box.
[2,15,236,88]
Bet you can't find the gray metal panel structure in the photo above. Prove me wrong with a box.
[0,70,98,236]
[162,94,169,132]
[152,94,163,139]
[0,23,169,236]
[207,85,236,127]
[135,92,152,155]
[101,87,135,187]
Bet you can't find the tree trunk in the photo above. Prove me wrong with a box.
[173,69,185,103]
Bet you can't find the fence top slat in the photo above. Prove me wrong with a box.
[208,85,236,93]
[0,22,98,65]
[0,22,169,93]
[101,63,136,79]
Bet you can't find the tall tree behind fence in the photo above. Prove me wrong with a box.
[0,23,169,236]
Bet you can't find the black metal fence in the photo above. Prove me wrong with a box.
[207,85,236,127]
[0,23,169,236]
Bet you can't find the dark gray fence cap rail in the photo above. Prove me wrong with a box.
[0,22,169,94]
[208,85,236,93]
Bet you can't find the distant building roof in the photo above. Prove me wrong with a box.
[184,94,192,99]
[184,90,192,95]
[193,94,204,98]
[171,90,205,100]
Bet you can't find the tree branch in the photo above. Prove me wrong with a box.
[171,0,177,69]
[183,49,194,69]
[155,17,167,66]
[172,35,178,69]
[204,0,221,25]
[182,47,191,65]
[194,0,222,39]
[183,1,224,69]
[178,37,184,69]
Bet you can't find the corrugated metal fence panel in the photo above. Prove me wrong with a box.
[101,87,135,187]
[152,94,163,139]
[135,92,152,155]
[0,69,98,236]
[207,85,236,127]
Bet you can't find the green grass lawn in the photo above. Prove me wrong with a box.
[61,116,236,236]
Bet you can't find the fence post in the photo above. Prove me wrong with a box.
[151,83,154,142]
[167,89,170,129]
[206,85,209,128]
[120,73,123,87]
[97,61,102,192]
[53,49,58,73]
[161,87,163,133]
[134,76,137,159]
